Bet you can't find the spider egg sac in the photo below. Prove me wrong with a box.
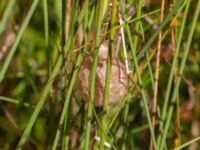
[76,43,128,107]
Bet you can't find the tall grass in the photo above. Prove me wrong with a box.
[0,0,200,149]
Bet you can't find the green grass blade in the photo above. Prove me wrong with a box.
[68,0,76,76]
[16,55,63,149]
[0,0,39,82]
[156,0,190,147]
[100,0,117,149]
[146,51,154,89]
[159,0,200,149]
[52,53,83,150]
[172,136,200,150]
[0,96,34,108]
[52,1,92,148]
[43,0,50,76]
[121,98,130,150]
[102,8,161,37]
[0,0,15,34]
[121,0,158,149]
[137,0,185,61]
[84,1,104,149]
[43,0,49,47]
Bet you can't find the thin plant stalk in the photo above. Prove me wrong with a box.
[102,8,161,37]
[119,15,131,74]
[127,26,158,150]
[132,0,142,67]
[0,0,15,34]
[68,0,76,75]
[0,0,39,82]
[43,0,50,76]
[16,55,63,149]
[61,0,66,50]
[100,0,117,149]
[65,0,71,40]
[107,26,174,131]
[150,0,165,149]
[84,0,104,149]
[0,96,34,108]
[156,0,190,147]
[61,1,76,148]
[43,0,49,50]
[172,136,200,150]
[121,98,130,150]
[137,0,186,61]
[168,0,181,147]
[52,1,92,148]
[120,0,158,149]
[52,52,83,150]
[146,51,154,89]
[159,0,200,149]
[77,8,160,53]
[131,121,159,134]
[138,16,154,89]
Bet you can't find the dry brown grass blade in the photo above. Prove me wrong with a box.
[150,0,166,149]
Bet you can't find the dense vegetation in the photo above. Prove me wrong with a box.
[0,0,200,149]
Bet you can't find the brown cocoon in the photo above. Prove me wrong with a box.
[76,44,128,107]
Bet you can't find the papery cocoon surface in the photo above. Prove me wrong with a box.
[76,50,128,107]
